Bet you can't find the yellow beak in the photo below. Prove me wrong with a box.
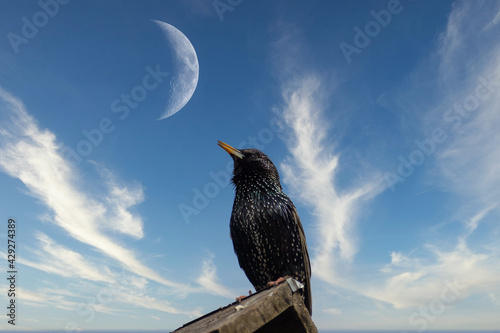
[217,140,244,159]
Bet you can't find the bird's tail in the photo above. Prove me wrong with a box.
[305,281,312,315]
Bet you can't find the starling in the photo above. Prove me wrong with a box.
[218,140,312,314]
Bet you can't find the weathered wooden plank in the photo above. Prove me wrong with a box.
[173,278,317,333]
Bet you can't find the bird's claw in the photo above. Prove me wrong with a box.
[236,290,252,302]
[267,276,286,288]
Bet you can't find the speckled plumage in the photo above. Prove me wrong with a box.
[219,143,312,314]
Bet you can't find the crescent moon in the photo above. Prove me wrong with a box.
[153,20,199,120]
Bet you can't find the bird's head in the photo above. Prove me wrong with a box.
[217,140,281,189]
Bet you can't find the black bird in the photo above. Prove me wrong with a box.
[218,140,312,314]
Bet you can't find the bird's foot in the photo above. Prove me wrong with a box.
[267,276,287,288]
[236,290,252,303]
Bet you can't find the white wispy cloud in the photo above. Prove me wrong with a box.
[364,233,500,309]
[0,86,236,322]
[0,88,193,312]
[268,15,386,294]
[98,164,145,239]
[15,282,199,318]
[461,205,496,238]
[278,75,385,284]
[20,232,110,282]
[431,1,500,219]
[360,1,500,315]
[438,1,500,84]
[270,4,500,327]
[196,252,235,299]
[323,307,342,316]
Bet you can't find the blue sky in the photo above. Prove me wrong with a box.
[1,0,500,331]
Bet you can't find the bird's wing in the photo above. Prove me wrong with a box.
[267,201,312,314]
[230,208,269,289]
[290,207,312,314]
[229,198,312,314]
